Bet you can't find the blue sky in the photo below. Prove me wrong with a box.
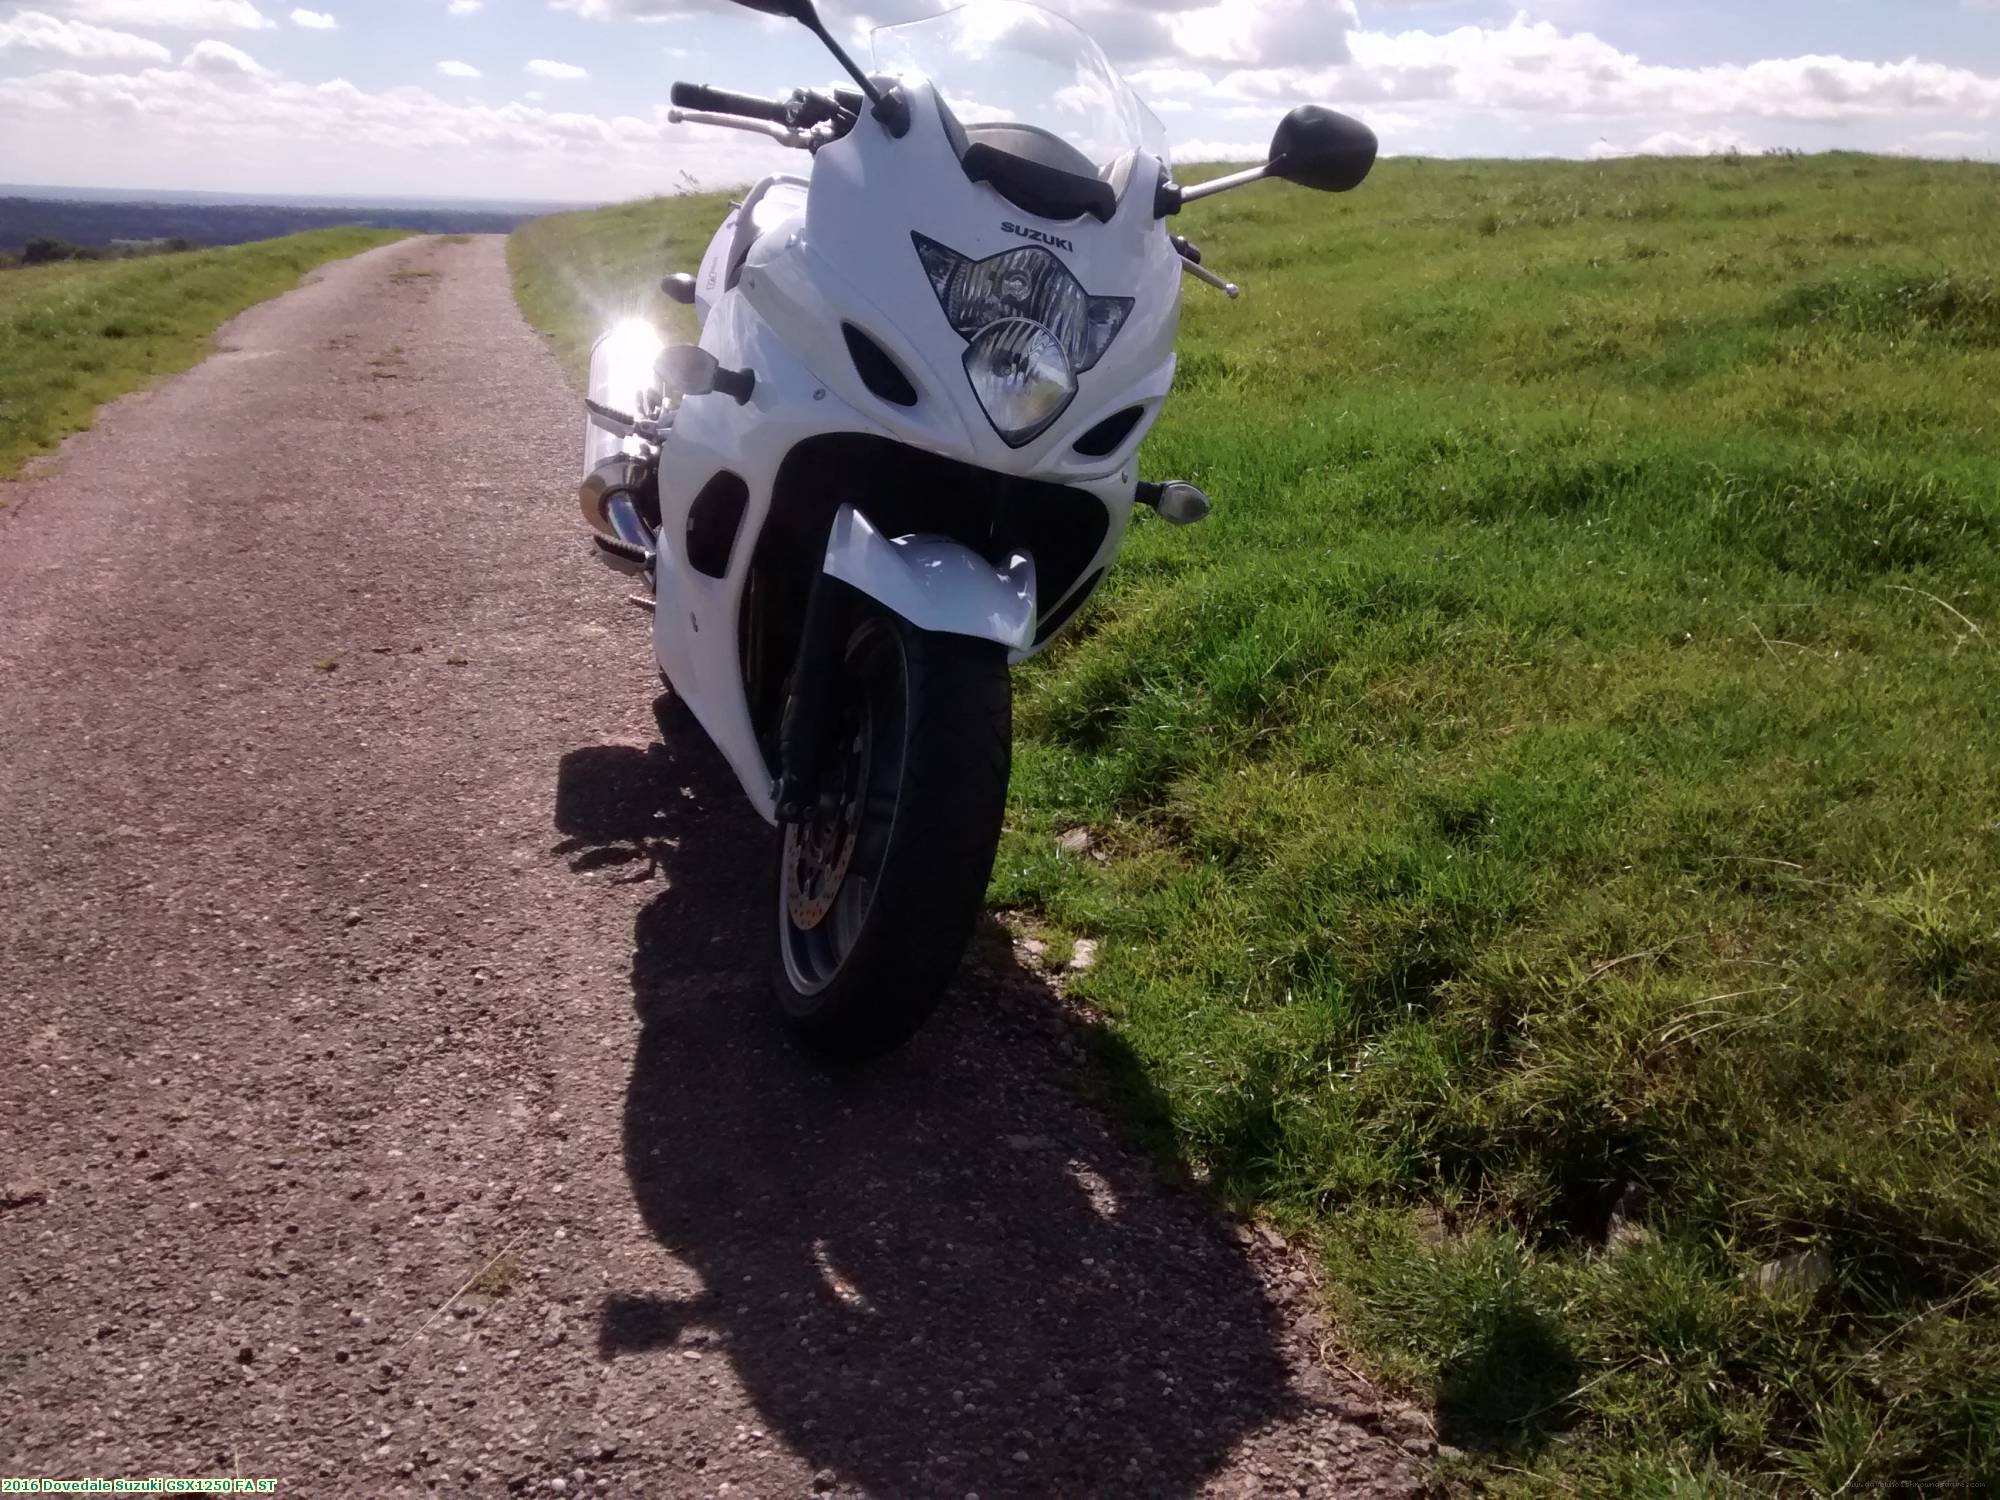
[2,1,1996,201]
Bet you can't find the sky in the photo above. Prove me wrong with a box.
[1,0,1997,202]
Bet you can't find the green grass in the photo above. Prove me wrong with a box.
[509,152,2000,1493]
[0,228,406,480]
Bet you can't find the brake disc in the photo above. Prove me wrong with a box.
[783,727,867,930]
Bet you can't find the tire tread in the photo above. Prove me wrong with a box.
[773,619,1011,1060]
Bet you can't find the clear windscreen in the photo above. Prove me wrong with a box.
[871,1,1170,172]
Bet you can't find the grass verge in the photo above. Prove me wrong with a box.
[0,228,406,481]
[509,153,2000,1493]
[508,194,723,386]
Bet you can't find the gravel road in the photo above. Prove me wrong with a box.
[0,235,1426,1497]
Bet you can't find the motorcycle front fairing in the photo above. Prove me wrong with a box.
[652,75,1183,824]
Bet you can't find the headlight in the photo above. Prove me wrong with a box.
[913,232,1133,446]
[964,318,1075,446]
[596,318,665,411]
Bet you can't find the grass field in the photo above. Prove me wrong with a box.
[0,228,405,481]
[510,152,2000,1493]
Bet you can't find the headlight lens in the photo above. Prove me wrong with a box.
[963,318,1076,447]
[914,232,1133,446]
[597,317,665,410]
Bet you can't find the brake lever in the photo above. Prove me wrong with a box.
[667,108,816,149]
[586,398,669,445]
[1171,233,1240,299]
[1182,259,1241,299]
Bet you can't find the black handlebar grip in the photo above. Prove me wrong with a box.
[670,82,791,123]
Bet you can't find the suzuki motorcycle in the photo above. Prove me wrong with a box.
[575,0,1375,1058]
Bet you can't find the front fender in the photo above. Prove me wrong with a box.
[821,504,1037,654]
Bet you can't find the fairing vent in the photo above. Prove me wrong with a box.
[1073,406,1145,458]
[686,470,749,579]
[842,323,919,408]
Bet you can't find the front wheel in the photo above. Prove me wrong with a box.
[772,608,1011,1060]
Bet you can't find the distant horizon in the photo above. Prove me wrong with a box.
[0,182,604,214]
[6,143,1996,220]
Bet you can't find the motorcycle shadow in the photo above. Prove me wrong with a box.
[556,696,1302,1496]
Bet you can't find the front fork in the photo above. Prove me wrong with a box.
[773,570,852,825]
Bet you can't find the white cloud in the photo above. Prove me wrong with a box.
[527,0,2000,123]
[548,0,685,17]
[47,0,275,30]
[289,8,335,29]
[437,59,480,78]
[7,1,2000,195]
[501,2,2000,173]
[0,60,789,198]
[1351,18,2000,121]
[1167,0,1360,69]
[1172,136,1269,162]
[0,10,171,65]
[182,38,270,77]
[1589,128,1750,160]
[1893,126,1992,159]
[516,0,2000,126]
[550,0,1184,64]
[1113,12,2000,156]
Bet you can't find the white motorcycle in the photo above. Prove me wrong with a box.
[577,0,1375,1058]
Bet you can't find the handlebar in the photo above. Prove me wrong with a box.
[669,82,792,124]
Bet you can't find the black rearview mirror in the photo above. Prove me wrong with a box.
[1267,106,1378,193]
[724,0,816,20]
[1159,104,1378,213]
[659,344,756,405]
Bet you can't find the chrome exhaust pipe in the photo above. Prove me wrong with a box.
[580,453,657,579]
[579,453,653,538]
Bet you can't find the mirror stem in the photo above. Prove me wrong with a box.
[798,13,907,132]
[1176,162,1273,204]
[802,14,878,103]
[1182,259,1240,299]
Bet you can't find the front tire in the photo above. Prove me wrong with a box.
[773,608,1011,1060]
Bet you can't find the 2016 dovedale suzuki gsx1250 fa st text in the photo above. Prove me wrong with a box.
[576,0,1375,1058]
